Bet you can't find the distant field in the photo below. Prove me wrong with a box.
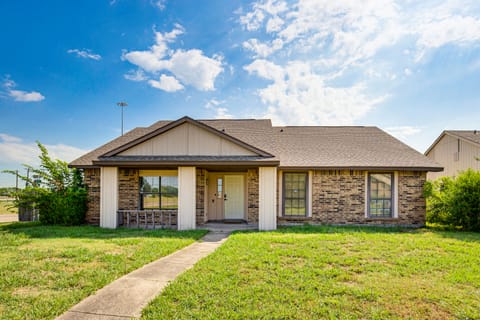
[0,201,17,215]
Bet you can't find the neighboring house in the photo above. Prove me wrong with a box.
[425,130,480,180]
[70,116,442,230]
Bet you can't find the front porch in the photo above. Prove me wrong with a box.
[93,165,277,231]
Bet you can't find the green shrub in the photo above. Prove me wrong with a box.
[37,188,87,225]
[425,169,480,231]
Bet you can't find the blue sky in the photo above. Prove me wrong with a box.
[1,0,480,187]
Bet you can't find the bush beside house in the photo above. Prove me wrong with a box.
[424,168,480,231]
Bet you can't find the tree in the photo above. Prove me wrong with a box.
[3,142,87,225]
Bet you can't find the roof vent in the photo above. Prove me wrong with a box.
[474,130,478,135]
[222,128,225,132]
[280,129,284,132]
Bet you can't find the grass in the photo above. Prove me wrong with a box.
[0,201,17,214]
[142,226,480,320]
[0,222,207,319]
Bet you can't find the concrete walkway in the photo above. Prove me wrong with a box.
[56,231,230,320]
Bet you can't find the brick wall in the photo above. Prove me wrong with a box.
[309,170,365,225]
[247,168,259,223]
[196,168,206,225]
[118,168,139,211]
[83,168,100,225]
[397,171,426,226]
[278,170,426,227]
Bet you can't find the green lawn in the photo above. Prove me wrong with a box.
[0,201,17,214]
[143,226,480,320]
[0,222,207,319]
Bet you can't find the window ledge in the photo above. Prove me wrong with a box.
[365,217,398,222]
[279,216,312,221]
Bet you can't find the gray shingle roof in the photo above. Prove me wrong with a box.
[70,117,442,171]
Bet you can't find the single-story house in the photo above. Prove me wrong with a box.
[70,116,442,230]
[425,130,480,180]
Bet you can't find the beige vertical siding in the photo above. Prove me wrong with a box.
[119,123,257,156]
[100,167,118,229]
[427,134,480,180]
[178,166,196,230]
[259,167,277,230]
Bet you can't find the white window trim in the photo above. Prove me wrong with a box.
[308,170,313,217]
[365,171,398,218]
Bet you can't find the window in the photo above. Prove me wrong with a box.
[368,173,393,218]
[283,173,307,216]
[139,176,178,210]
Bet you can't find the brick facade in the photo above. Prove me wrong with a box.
[83,167,426,228]
[247,168,259,223]
[118,168,139,211]
[310,170,365,225]
[196,168,207,225]
[397,171,427,225]
[83,168,100,225]
[278,170,426,227]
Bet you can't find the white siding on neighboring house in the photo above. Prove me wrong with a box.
[119,123,257,156]
[178,166,196,230]
[100,167,118,229]
[427,134,480,180]
[259,167,277,230]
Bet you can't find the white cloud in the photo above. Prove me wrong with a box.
[0,133,22,143]
[385,126,422,141]
[0,134,88,165]
[2,78,45,102]
[246,60,385,125]
[244,59,284,81]
[239,0,480,125]
[122,25,223,91]
[204,99,233,119]
[150,0,166,10]
[148,74,184,92]
[214,107,233,119]
[67,49,101,60]
[9,90,45,102]
[243,38,284,58]
[124,69,148,82]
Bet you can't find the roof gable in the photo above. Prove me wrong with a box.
[101,116,273,158]
[425,130,480,156]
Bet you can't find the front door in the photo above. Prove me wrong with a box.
[224,175,245,219]
[207,174,245,221]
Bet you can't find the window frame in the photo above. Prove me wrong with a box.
[139,176,178,210]
[282,172,308,217]
[367,172,394,218]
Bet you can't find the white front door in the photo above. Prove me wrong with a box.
[224,175,245,219]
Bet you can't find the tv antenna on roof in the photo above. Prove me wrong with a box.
[117,102,128,136]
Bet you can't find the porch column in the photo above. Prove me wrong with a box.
[178,166,196,230]
[100,167,118,229]
[259,166,277,230]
